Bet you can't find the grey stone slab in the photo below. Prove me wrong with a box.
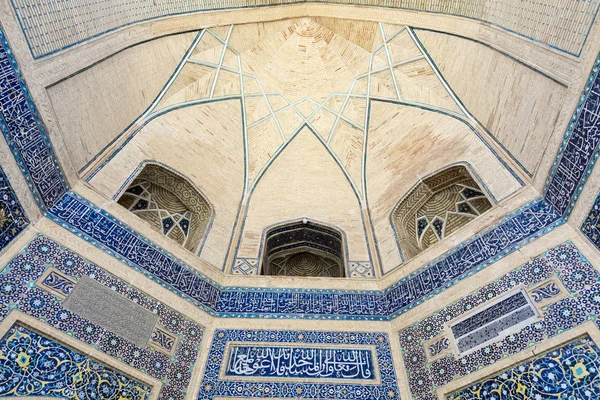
[63,275,158,347]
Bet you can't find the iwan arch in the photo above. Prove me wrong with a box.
[0,0,600,399]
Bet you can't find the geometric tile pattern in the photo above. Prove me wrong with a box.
[0,235,204,400]
[0,166,28,251]
[0,27,68,211]
[232,258,259,275]
[198,329,399,399]
[0,323,152,399]
[545,52,600,217]
[398,242,600,400]
[9,0,598,58]
[349,261,375,278]
[447,335,600,400]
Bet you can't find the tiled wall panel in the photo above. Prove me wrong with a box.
[398,242,600,400]
[0,235,204,400]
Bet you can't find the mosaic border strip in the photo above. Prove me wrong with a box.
[8,0,598,59]
[0,166,29,251]
[582,192,600,251]
[198,329,399,399]
[0,27,69,211]
[545,53,600,217]
[47,193,561,320]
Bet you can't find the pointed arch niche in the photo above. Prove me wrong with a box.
[234,128,371,274]
[117,163,214,253]
[261,220,347,278]
[392,165,493,262]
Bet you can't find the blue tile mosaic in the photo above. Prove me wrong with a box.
[580,187,600,252]
[0,166,28,251]
[38,269,76,297]
[0,235,204,400]
[398,242,600,400]
[47,192,561,320]
[199,329,399,399]
[223,344,377,381]
[530,280,562,303]
[0,323,152,399]
[447,335,600,400]
[545,53,600,217]
[47,192,220,314]
[0,27,68,211]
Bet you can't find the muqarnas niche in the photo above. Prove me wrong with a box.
[118,163,212,253]
[392,165,492,261]
[261,221,346,277]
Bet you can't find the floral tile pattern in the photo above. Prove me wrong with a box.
[447,335,600,400]
[0,166,28,251]
[0,323,151,399]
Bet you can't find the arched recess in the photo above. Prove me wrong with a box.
[87,100,245,269]
[391,164,493,262]
[260,219,347,278]
[117,162,214,253]
[235,127,371,270]
[365,101,523,274]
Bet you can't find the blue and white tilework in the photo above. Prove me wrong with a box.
[349,261,375,278]
[447,334,600,400]
[47,192,561,320]
[398,242,600,400]
[545,52,600,217]
[0,166,28,251]
[223,344,377,382]
[0,235,204,400]
[0,27,68,211]
[48,192,221,314]
[0,323,152,399]
[199,329,399,399]
[232,258,259,275]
